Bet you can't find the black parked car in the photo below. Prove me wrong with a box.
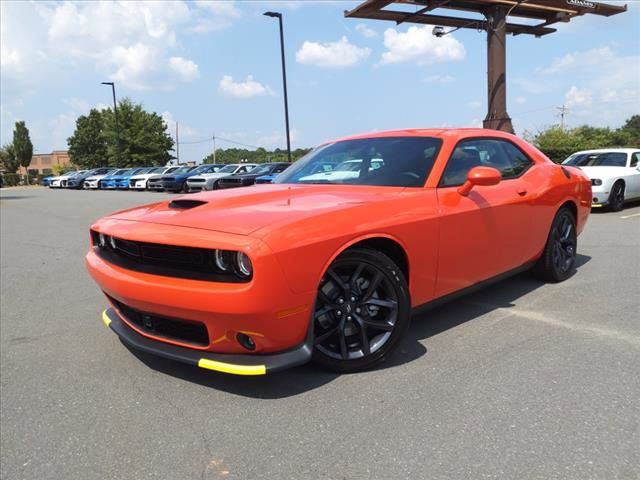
[217,163,291,189]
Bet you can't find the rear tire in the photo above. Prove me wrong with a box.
[312,248,411,373]
[608,181,625,212]
[532,207,577,283]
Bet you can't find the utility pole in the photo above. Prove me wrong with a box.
[556,104,569,131]
[212,133,216,164]
[176,121,180,164]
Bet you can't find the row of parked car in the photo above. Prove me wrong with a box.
[43,162,292,192]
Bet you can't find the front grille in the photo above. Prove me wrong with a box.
[107,295,209,346]
[90,230,250,282]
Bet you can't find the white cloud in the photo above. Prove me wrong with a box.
[0,1,245,91]
[296,36,370,68]
[161,111,198,139]
[542,46,612,75]
[565,85,593,108]
[380,25,465,65]
[256,129,300,149]
[195,1,240,18]
[467,100,482,109]
[515,96,527,105]
[355,23,377,38]
[219,75,272,99]
[424,74,454,83]
[169,57,200,82]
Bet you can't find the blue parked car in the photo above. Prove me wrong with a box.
[41,176,55,187]
[98,168,132,189]
[154,164,219,193]
[109,167,150,189]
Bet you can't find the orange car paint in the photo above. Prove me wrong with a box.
[86,128,591,356]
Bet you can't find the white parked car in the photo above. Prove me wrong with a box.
[128,166,173,190]
[563,148,640,211]
[50,170,85,188]
[186,163,257,192]
[83,169,116,189]
[298,159,384,183]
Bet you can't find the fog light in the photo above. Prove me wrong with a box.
[593,197,598,203]
[236,332,256,351]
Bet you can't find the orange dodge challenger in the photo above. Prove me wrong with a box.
[86,129,591,375]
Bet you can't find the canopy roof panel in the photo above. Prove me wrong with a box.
[345,0,627,36]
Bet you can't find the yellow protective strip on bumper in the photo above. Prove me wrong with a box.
[198,358,266,376]
[102,310,112,327]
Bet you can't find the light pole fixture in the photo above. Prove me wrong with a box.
[101,81,122,165]
[263,11,292,163]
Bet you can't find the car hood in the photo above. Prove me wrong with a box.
[189,172,229,180]
[577,166,629,179]
[107,183,405,236]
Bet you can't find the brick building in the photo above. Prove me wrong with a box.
[17,150,74,175]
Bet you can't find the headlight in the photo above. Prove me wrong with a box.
[236,252,253,277]
[591,179,602,186]
[214,249,233,271]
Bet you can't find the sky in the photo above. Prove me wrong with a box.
[1,0,638,163]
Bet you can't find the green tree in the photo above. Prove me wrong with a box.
[12,121,33,182]
[0,143,19,173]
[67,109,108,168]
[202,146,311,164]
[530,118,638,163]
[619,115,640,147]
[67,99,174,168]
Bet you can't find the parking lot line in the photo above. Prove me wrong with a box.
[619,212,640,219]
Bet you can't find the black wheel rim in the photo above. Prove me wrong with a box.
[313,261,398,360]
[612,184,624,208]
[552,215,576,274]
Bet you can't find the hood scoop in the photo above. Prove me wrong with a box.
[168,199,207,210]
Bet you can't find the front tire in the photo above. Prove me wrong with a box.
[312,248,411,373]
[533,207,577,283]
[608,181,625,212]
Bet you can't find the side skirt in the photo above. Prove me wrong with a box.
[411,261,536,316]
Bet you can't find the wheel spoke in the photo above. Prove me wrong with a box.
[318,287,336,307]
[362,271,383,301]
[361,298,397,310]
[338,327,348,359]
[314,326,340,345]
[313,305,334,319]
[357,320,370,355]
[327,269,349,295]
[349,263,365,293]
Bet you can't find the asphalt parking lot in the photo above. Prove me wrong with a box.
[1,187,639,480]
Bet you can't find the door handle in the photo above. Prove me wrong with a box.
[517,188,527,196]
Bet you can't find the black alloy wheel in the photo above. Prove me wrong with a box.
[608,181,625,212]
[533,207,577,283]
[312,248,411,372]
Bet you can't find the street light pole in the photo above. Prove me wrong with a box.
[101,81,122,165]
[263,11,292,163]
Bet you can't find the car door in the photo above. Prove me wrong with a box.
[435,138,534,297]
[625,152,640,199]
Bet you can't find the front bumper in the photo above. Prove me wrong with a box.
[591,185,611,207]
[102,308,312,375]
[84,181,99,189]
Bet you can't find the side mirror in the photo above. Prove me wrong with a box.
[458,166,502,196]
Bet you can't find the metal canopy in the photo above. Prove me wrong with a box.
[345,0,627,132]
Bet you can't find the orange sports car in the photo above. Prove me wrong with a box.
[86,129,592,375]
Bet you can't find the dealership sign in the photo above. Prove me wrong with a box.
[567,0,596,8]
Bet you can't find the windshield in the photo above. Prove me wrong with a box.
[146,167,162,174]
[113,169,129,175]
[217,164,238,173]
[173,166,195,174]
[247,164,272,175]
[563,152,627,167]
[276,137,442,187]
[164,166,180,174]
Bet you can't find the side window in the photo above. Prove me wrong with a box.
[630,152,639,167]
[440,139,533,187]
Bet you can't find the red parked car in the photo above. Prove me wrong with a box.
[86,128,591,375]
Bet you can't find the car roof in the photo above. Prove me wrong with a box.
[570,148,638,155]
[330,128,521,144]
